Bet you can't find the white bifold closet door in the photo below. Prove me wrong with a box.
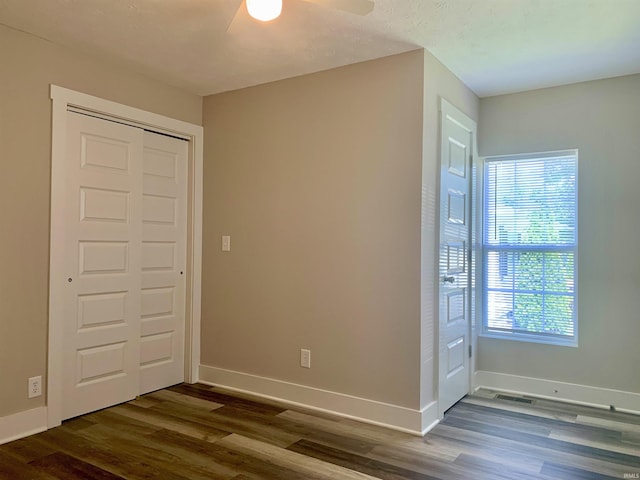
[62,112,187,420]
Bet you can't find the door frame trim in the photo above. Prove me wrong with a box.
[47,85,203,428]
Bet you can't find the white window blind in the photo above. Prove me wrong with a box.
[482,150,578,344]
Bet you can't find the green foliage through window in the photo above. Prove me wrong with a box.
[482,151,577,342]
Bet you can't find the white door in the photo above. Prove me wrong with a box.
[140,131,187,394]
[63,112,143,419]
[62,113,188,419]
[438,99,475,417]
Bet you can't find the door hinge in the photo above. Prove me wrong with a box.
[469,345,472,358]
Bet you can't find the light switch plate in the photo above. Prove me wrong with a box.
[300,349,311,368]
[222,235,231,252]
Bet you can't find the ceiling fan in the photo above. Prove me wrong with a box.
[232,0,375,24]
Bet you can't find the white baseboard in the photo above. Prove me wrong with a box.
[421,402,439,435]
[474,371,640,414]
[199,365,437,436]
[0,407,48,445]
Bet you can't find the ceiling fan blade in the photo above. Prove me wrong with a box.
[225,0,247,32]
[301,0,374,16]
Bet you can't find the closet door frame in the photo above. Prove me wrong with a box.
[48,85,203,428]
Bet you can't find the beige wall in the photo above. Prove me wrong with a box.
[0,24,202,418]
[201,49,479,411]
[478,74,640,394]
[202,51,425,409]
[420,52,479,407]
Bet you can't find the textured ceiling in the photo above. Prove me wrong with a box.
[1,0,639,97]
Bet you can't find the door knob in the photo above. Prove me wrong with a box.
[443,275,455,284]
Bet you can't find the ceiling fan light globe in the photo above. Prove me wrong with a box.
[246,0,283,22]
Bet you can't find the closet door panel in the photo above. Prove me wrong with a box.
[62,112,143,420]
[140,131,187,394]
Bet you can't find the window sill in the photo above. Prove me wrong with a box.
[480,331,578,347]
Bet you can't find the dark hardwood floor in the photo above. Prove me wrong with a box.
[1,383,638,479]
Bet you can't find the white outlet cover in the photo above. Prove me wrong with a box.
[300,349,311,368]
[28,375,42,398]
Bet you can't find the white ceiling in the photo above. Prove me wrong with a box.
[1,0,639,97]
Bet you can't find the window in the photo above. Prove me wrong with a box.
[481,150,578,345]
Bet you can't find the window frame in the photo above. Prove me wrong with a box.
[477,149,579,347]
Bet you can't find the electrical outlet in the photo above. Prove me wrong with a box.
[300,349,311,369]
[28,376,42,398]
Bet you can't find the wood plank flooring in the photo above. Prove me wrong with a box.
[1,383,639,479]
